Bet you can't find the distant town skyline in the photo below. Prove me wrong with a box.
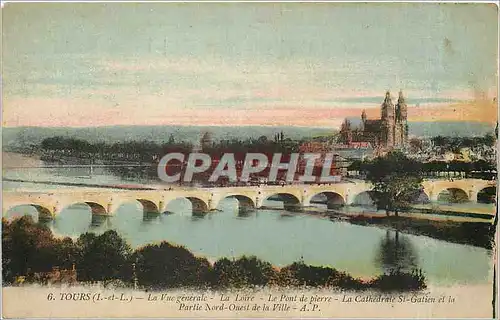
[2,3,498,128]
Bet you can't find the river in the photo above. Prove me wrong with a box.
[2,153,494,286]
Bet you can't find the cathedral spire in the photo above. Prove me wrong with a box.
[385,90,391,101]
[398,90,405,104]
[381,90,394,120]
[397,90,407,121]
[394,89,408,148]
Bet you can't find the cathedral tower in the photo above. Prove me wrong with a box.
[381,91,395,148]
[338,91,408,150]
[395,90,408,148]
[361,109,367,130]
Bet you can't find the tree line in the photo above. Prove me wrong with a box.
[40,137,193,162]
[430,134,496,152]
[2,216,426,292]
[349,158,496,175]
[39,135,301,162]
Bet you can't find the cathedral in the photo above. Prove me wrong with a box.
[340,91,408,149]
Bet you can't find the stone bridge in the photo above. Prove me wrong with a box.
[2,179,496,219]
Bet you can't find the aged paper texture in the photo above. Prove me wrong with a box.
[2,2,499,318]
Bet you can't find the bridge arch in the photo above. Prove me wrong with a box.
[412,189,431,204]
[33,205,53,218]
[263,193,301,211]
[436,188,469,203]
[477,186,496,204]
[81,202,108,215]
[136,199,160,214]
[56,202,108,217]
[215,195,255,210]
[4,204,54,221]
[308,191,345,209]
[351,191,376,206]
[165,197,209,215]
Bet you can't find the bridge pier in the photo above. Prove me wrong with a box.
[51,206,58,218]
[255,195,264,209]
[429,192,438,202]
[107,203,114,215]
[159,200,166,213]
[301,198,311,207]
[468,190,478,203]
[207,198,218,211]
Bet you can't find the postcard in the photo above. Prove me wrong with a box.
[1,2,498,318]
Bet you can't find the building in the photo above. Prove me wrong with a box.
[200,131,213,150]
[297,141,348,180]
[340,91,408,150]
[192,131,214,152]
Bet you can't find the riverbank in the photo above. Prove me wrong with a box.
[3,178,158,191]
[2,152,43,168]
[263,201,495,249]
[316,210,496,250]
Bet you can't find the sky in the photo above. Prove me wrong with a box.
[2,3,498,128]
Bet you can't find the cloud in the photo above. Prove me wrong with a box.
[3,49,497,127]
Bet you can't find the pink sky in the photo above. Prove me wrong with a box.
[3,3,498,128]
[3,95,497,128]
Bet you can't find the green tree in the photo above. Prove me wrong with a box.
[365,152,423,216]
[76,230,131,282]
[132,241,211,289]
[2,216,79,284]
[211,256,277,288]
[408,138,423,152]
[275,261,363,289]
[347,160,362,171]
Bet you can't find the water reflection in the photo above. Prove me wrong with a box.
[376,230,418,273]
[3,198,493,285]
[143,212,161,223]
[236,208,255,218]
[53,204,92,236]
[90,214,109,228]
[191,212,207,221]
